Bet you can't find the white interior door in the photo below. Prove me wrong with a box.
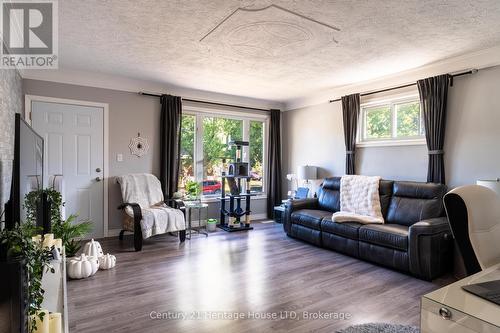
[31,100,105,239]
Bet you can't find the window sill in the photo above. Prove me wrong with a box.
[199,194,268,203]
[357,138,426,148]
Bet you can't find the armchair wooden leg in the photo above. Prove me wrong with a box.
[179,230,186,243]
[118,230,125,241]
[134,220,143,251]
[134,230,143,251]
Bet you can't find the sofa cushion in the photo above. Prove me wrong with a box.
[291,209,332,231]
[386,181,447,226]
[379,180,394,219]
[321,220,362,240]
[359,224,409,251]
[317,177,341,212]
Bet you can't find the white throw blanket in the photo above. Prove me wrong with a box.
[332,175,384,224]
[117,173,185,239]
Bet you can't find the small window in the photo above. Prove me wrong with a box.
[359,97,425,146]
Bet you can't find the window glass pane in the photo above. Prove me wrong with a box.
[396,101,421,137]
[249,121,264,193]
[179,115,195,190]
[202,117,242,196]
[365,105,391,139]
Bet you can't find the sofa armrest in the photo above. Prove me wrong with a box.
[409,217,453,280]
[283,198,318,235]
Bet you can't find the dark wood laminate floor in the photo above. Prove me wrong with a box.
[67,222,453,333]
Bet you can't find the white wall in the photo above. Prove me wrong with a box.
[0,69,23,217]
[23,79,270,234]
[283,65,500,193]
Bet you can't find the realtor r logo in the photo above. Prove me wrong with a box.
[1,0,58,68]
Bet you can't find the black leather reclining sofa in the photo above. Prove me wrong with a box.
[283,177,453,280]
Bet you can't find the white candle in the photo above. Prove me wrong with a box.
[32,309,49,333]
[43,234,55,248]
[49,312,62,333]
[31,235,42,244]
[53,239,63,251]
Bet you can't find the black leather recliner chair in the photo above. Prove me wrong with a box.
[283,177,453,280]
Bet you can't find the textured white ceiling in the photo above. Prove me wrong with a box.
[56,0,500,102]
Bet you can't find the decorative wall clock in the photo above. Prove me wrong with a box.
[129,133,150,157]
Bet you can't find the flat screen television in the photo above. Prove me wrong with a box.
[5,113,45,230]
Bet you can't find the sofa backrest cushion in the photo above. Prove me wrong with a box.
[317,177,394,215]
[318,177,341,212]
[386,181,447,226]
[379,180,394,219]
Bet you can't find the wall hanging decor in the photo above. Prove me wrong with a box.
[129,132,150,157]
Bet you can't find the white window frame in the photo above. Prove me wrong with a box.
[357,95,426,147]
[182,104,269,202]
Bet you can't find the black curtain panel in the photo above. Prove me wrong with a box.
[160,94,182,198]
[417,74,450,184]
[341,93,360,175]
[267,109,283,218]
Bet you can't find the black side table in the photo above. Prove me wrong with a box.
[273,205,286,224]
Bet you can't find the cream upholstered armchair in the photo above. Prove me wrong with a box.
[116,173,186,251]
[444,185,500,276]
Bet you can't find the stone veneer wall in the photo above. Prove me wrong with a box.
[0,69,23,221]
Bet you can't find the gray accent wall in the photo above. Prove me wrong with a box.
[23,79,268,234]
[283,65,500,194]
[0,69,23,220]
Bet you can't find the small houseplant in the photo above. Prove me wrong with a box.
[185,180,201,200]
[52,214,92,257]
[24,189,92,257]
[0,223,54,333]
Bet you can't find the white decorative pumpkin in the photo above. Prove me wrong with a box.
[82,239,104,258]
[99,253,116,270]
[67,254,99,279]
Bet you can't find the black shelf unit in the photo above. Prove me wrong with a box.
[218,175,255,232]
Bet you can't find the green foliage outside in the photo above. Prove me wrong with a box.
[179,115,264,191]
[366,106,391,138]
[202,117,242,177]
[396,102,421,137]
[366,102,422,139]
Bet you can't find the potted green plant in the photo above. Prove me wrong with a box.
[0,223,54,333]
[185,180,201,200]
[52,214,92,257]
[24,188,92,257]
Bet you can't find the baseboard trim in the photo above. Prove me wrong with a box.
[106,213,270,237]
[107,228,123,237]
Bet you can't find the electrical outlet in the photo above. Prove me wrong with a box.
[116,153,123,162]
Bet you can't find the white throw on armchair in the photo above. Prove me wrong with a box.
[116,173,186,251]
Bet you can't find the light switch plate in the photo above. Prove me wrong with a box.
[116,153,123,162]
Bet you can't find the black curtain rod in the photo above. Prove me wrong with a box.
[139,92,271,112]
[328,69,477,103]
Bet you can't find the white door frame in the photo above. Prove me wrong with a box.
[25,94,110,237]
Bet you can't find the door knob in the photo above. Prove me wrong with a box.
[96,168,101,173]
[95,177,102,182]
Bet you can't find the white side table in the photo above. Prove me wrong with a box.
[421,263,500,333]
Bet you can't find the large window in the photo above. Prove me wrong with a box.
[359,97,424,145]
[178,108,268,198]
